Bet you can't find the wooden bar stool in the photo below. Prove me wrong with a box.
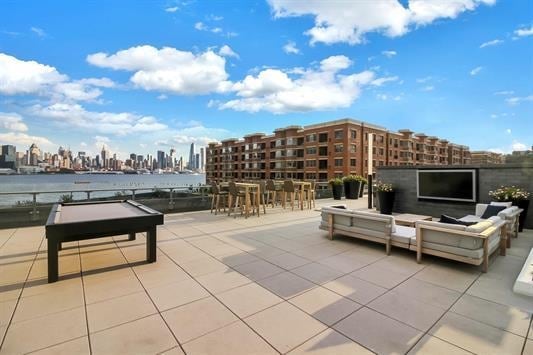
[282,180,296,211]
[210,183,227,215]
[266,179,282,208]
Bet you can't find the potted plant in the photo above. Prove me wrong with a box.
[359,176,367,198]
[329,178,344,200]
[489,186,530,232]
[342,175,361,199]
[376,181,395,215]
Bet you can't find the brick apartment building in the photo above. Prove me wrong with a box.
[206,119,471,182]
[470,151,504,165]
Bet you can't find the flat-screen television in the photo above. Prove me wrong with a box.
[417,169,477,202]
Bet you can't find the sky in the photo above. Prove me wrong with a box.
[0,0,531,161]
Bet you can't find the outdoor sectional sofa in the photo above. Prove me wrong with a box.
[320,206,508,272]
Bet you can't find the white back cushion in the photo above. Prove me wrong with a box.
[490,201,512,208]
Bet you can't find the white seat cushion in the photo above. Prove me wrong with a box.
[392,225,415,244]
[459,215,483,223]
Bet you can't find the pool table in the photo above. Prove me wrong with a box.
[45,200,164,283]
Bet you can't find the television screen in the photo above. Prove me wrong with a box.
[417,169,476,202]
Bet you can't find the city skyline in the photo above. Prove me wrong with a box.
[0,1,532,159]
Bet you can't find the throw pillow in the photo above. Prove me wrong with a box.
[439,214,476,226]
[490,201,512,208]
[480,205,506,219]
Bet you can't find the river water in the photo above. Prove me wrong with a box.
[0,173,206,206]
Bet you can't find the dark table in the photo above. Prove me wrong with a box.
[45,200,164,283]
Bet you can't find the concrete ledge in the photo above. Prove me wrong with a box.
[513,247,533,297]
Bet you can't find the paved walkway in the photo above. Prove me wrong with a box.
[0,198,532,354]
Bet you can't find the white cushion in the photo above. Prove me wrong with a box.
[459,215,483,223]
[475,204,489,217]
[490,201,512,208]
[392,225,415,244]
[465,220,494,234]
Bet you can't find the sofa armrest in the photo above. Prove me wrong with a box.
[416,223,490,239]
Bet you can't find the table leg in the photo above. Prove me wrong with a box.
[48,238,59,283]
[245,187,250,218]
[300,187,304,210]
[146,227,157,263]
[257,189,261,217]
[128,232,136,241]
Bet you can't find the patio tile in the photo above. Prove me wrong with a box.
[0,299,17,327]
[195,270,251,294]
[183,321,277,355]
[333,307,423,355]
[134,264,190,288]
[530,321,533,340]
[12,280,84,323]
[466,275,533,312]
[233,259,285,281]
[147,278,209,311]
[394,278,461,309]
[160,346,186,355]
[87,291,157,333]
[290,286,361,326]
[368,289,447,331]
[256,271,316,299]
[162,297,238,344]
[30,336,90,355]
[83,268,144,304]
[179,256,229,277]
[317,253,371,273]
[525,340,533,355]
[288,328,373,354]
[413,262,480,292]
[217,283,283,318]
[262,252,311,270]
[450,294,531,337]
[90,314,177,355]
[429,312,525,355]
[323,274,387,304]
[408,334,472,355]
[351,263,412,289]
[292,262,344,285]
[1,307,87,354]
[217,251,260,267]
[245,302,327,353]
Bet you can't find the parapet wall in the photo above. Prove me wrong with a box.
[376,164,533,228]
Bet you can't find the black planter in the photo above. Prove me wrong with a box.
[359,183,365,197]
[344,181,361,199]
[512,199,529,232]
[332,185,343,200]
[377,191,395,215]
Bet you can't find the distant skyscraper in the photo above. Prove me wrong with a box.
[188,143,196,170]
[195,153,200,170]
[157,150,165,169]
[200,147,205,171]
[29,143,41,166]
[0,145,16,169]
[101,145,109,169]
[169,148,176,169]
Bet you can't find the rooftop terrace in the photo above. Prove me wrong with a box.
[1,198,532,354]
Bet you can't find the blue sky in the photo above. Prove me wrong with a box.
[0,0,531,160]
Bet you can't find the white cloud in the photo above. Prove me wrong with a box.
[80,142,87,147]
[506,128,512,134]
[480,39,503,48]
[194,22,208,31]
[94,135,110,143]
[207,14,223,21]
[371,76,399,86]
[29,103,168,135]
[494,90,514,96]
[512,141,527,151]
[87,45,231,95]
[283,41,300,54]
[514,25,533,37]
[0,132,53,149]
[0,112,28,132]
[165,6,179,12]
[416,76,432,83]
[505,95,533,105]
[268,0,494,45]
[421,85,434,91]
[217,55,377,114]
[30,27,46,37]
[76,77,116,88]
[157,94,168,100]
[470,66,483,76]
[171,123,229,145]
[382,50,397,58]
[218,45,239,59]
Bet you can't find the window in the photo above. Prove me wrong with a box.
[305,173,317,180]
[379,148,384,156]
[306,147,317,155]
[318,147,328,156]
[318,160,328,169]
[350,130,357,139]
[334,130,344,139]
[335,158,343,167]
[319,133,328,142]
[350,144,356,153]
[305,160,317,167]
[350,159,356,166]
[334,144,343,153]
[306,134,317,142]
